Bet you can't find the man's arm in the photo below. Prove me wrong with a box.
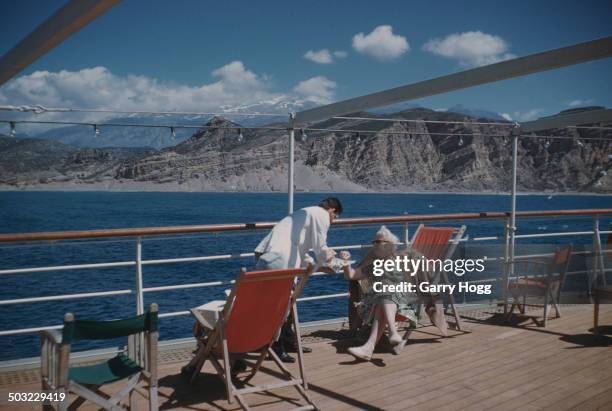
[254,231,273,255]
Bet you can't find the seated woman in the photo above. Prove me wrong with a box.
[341,226,419,361]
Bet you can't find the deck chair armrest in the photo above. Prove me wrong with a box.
[41,329,62,346]
[545,272,563,283]
[191,307,217,331]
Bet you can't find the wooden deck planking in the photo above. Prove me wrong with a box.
[571,387,612,410]
[351,309,594,410]
[429,307,612,410]
[0,304,610,411]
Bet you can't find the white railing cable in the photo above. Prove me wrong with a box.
[0,289,132,305]
[297,293,349,302]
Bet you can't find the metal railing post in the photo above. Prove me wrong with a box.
[288,113,296,214]
[403,223,409,247]
[592,215,606,287]
[505,125,520,315]
[135,236,144,315]
[502,216,511,315]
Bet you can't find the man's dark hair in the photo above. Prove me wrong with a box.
[319,197,343,215]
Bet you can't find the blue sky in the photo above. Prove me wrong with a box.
[0,0,611,123]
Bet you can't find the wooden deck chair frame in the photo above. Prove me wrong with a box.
[40,303,159,411]
[507,244,572,327]
[183,266,318,411]
[405,224,467,333]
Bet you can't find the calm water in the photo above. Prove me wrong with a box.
[0,191,610,360]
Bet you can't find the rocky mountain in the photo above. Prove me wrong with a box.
[0,135,154,186]
[35,116,198,149]
[1,108,610,193]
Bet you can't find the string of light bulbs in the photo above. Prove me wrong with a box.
[1,119,610,143]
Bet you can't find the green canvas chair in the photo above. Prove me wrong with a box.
[40,303,159,411]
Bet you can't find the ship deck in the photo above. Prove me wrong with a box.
[1,303,611,411]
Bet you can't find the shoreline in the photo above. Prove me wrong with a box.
[0,184,610,197]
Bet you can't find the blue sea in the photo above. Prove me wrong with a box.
[0,191,610,360]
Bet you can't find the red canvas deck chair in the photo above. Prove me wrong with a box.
[183,266,318,411]
[398,224,467,333]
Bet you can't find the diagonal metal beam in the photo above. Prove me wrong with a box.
[0,0,120,86]
[294,36,612,125]
[521,108,612,132]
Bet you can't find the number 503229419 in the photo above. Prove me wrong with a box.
[8,392,66,402]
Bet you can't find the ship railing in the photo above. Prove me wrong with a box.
[0,208,611,338]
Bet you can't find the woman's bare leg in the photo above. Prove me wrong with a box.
[363,305,386,349]
[348,305,386,360]
[382,303,402,344]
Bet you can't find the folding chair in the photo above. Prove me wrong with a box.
[182,266,318,411]
[399,224,467,333]
[508,245,572,327]
[40,303,159,411]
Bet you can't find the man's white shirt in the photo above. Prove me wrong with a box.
[255,206,331,268]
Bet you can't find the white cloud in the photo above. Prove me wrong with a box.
[304,49,333,64]
[0,62,272,115]
[0,63,340,132]
[304,49,348,64]
[0,61,336,133]
[500,113,513,121]
[513,109,544,122]
[567,99,594,107]
[423,31,515,67]
[293,76,336,104]
[210,61,262,90]
[352,25,409,61]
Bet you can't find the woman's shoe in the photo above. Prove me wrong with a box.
[389,333,404,346]
[392,339,407,355]
[347,346,373,361]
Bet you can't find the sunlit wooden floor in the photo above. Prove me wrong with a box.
[2,304,611,411]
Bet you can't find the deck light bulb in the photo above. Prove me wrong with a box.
[544,140,550,149]
[237,128,244,143]
[9,121,16,136]
[94,124,100,137]
[170,127,176,139]
[301,129,307,142]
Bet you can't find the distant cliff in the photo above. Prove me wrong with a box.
[0,137,154,186]
[1,108,610,193]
